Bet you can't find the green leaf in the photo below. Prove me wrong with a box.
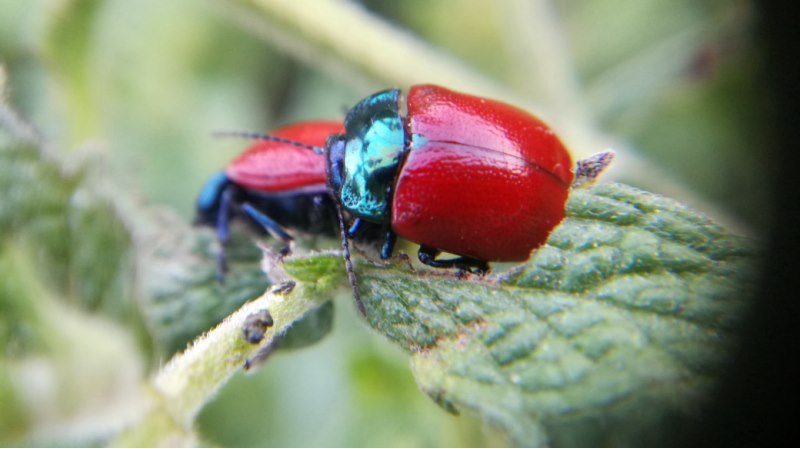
[310,182,756,446]
[0,243,145,446]
[0,142,136,320]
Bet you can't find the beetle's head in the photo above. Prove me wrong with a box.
[326,88,407,225]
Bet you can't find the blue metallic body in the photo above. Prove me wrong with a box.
[197,172,230,212]
[195,171,337,280]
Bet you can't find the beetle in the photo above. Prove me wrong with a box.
[326,84,574,275]
[202,85,573,314]
[194,120,344,279]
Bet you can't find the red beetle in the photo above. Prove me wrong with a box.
[199,85,574,314]
[195,120,344,279]
[326,84,574,275]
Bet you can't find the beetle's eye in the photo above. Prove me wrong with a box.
[326,136,346,193]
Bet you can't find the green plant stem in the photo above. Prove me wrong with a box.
[502,0,594,129]
[114,283,325,446]
[246,0,508,98]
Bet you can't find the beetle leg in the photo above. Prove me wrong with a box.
[347,218,363,238]
[241,202,294,254]
[380,227,397,260]
[215,185,236,282]
[308,193,335,235]
[417,246,490,275]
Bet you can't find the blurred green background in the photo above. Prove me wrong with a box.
[0,0,767,446]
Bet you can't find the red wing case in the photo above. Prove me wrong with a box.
[392,85,572,261]
[226,121,343,192]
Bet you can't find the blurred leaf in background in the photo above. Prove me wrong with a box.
[1,0,767,446]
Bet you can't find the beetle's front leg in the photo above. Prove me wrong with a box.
[240,202,294,256]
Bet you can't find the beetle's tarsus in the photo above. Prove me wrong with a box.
[418,246,490,275]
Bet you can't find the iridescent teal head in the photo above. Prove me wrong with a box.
[326,89,408,224]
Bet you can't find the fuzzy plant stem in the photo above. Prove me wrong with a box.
[114,283,322,446]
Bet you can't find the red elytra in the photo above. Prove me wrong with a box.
[226,120,344,192]
[391,84,574,262]
[196,120,346,282]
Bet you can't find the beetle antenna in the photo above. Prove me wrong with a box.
[212,130,325,155]
[334,201,366,316]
